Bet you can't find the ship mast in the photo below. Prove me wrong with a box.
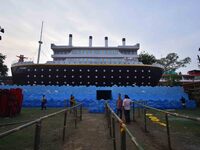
[37,21,44,64]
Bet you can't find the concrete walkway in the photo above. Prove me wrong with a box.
[63,112,112,150]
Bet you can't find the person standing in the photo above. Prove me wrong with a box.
[70,94,75,107]
[123,95,132,124]
[116,94,123,119]
[180,96,186,109]
[41,95,47,110]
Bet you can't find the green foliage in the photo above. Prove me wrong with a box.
[163,74,182,86]
[0,53,8,77]
[138,51,156,65]
[157,53,191,72]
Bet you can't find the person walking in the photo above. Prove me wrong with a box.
[41,95,47,110]
[123,95,132,124]
[116,93,123,119]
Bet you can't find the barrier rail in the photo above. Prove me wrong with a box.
[132,100,200,150]
[0,103,83,150]
[105,103,144,150]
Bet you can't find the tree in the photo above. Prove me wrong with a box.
[138,51,156,65]
[0,53,8,77]
[157,53,191,72]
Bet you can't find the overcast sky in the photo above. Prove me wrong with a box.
[0,0,200,75]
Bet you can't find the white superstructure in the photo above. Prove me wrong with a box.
[49,34,140,65]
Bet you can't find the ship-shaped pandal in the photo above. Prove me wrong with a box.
[11,26,164,86]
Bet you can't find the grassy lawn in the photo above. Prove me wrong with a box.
[0,107,77,150]
[143,108,200,149]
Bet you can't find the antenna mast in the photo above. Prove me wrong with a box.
[37,21,44,64]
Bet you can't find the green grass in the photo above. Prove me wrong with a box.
[0,107,76,150]
[144,108,200,146]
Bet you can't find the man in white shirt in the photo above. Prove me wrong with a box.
[123,95,132,124]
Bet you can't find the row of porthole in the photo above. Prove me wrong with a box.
[28,68,151,73]
[27,81,151,85]
[27,75,151,79]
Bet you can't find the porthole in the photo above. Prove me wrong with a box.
[34,69,37,71]
[111,76,113,78]
[56,69,59,72]
[41,69,44,71]
[103,69,106,72]
[95,69,98,72]
[27,81,30,84]
[28,69,30,72]
[134,76,137,79]
[80,82,82,84]
[142,70,144,72]
[111,82,113,84]
[127,70,129,72]
[64,82,67,84]
[64,75,66,78]
[148,76,151,79]
[72,82,75,84]
[27,75,30,78]
[72,75,74,78]
[34,75,36,78]
[119,70,122,72]
[119,76,121,78]
[95,82,98,84]
[48,75,51,78]
[103,82,106,84]
[56,81,59,84]
[95,76,98,78]
[126,82,129,84]
[142,76,144,78]
[79,69,82,72]
[64,69,67,72]
[34,81,37,83]
[134,70,137,72]
[87,69,90,72]
[148,82,150,85]
[118,82,121,84]
[142,82,144,85]
[41,75,44,78]
[103,76,106,78]
[111,69,114,72]
[127,76,129,79]
[148,70,151,73]
[87,82,90,84]
[56,75,59,78]
[49,69,51,71]
[80,75,82,78]
[87,76,90,78]
[41,81,44,84]
[72,69,74,72]
[49,81,51,84]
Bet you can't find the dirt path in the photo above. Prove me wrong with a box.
[63,112,112,150]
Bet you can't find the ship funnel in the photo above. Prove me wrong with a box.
[89,36,92,47]
[69,34,73,46]
[105,36,108,47]
[122,38,126,46]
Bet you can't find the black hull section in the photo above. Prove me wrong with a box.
[11,64,163,86]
